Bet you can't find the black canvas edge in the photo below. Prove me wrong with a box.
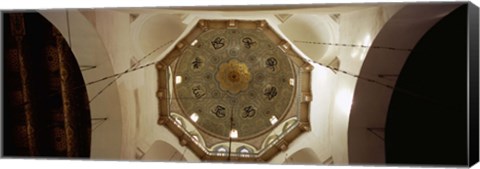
[468,2,479,167]
[1,11,4,158]
[0,2,477,168]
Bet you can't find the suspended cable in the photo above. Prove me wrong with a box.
[179,146,187,161]
[91,118,107,128]
[13,34,441,121]
[86,61,156,86]
[366,128,385,141]
[88,62,157,103]
[293,40,412,52]
[13,40,173,114]
[88,40,173,103]
[311,60,395,89]
[86,40,173,131]
[168,149,178,161]
[92,118,107,132]
[309,53,436,103]
[284,153,289,164]
[80,65,97,71]
[91,117,108,121]
[227,114,233,161]
[133,40,174,68]
[293,39,428,100]
[168,146,187,161]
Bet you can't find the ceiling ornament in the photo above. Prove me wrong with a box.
[156,20,313,162]
[216,59,251,94]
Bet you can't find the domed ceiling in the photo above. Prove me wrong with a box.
[156,20,313,162]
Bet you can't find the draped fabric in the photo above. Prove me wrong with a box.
[3,12,91,158]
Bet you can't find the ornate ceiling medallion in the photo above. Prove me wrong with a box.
[156,20,313,162]
[216,59,251,94]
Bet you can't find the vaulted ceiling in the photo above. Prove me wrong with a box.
[156,19,313,161]
[33,2,471,165]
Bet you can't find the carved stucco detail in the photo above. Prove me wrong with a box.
[174,28,296,139]
[157,20,313,161]
[216,59,251,94]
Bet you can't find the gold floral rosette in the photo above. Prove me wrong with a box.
[215,59,251,94]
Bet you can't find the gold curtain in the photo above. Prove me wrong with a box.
[4,12,91,158]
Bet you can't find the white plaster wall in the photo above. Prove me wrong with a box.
[91,11,198,161]
[279,14,339,64]
[269,65,336,164]
[131,13,186,63]
[91,10,138,159]
[328,5,405,164]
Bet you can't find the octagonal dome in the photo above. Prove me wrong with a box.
[156,20,313,162]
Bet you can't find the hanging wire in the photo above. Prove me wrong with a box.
[13,35,413,107]
[86,40,173,131]
[284,153,289,164]
[88,62,157,103]
[168,149,179,161]
[366,128,385,141]
[86,61,157,86]
[310,59,395,89]
[301,41,436,103]
[88,40,173,103]
[179,146,187,161]
[293,40,412,52]
[92,118,108,132]
[91,116,108,132]
[227,113,234,161]
[293,40,419,97]
[168,146,188,161]
[11,28,438,135]
[12,40,174,123]
[12,36,434,113]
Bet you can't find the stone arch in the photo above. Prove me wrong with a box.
[279,14,339,63]
[141,140,187,161]
[347,3,462,164]
[39,10,124,159]
[285,148,322,164]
